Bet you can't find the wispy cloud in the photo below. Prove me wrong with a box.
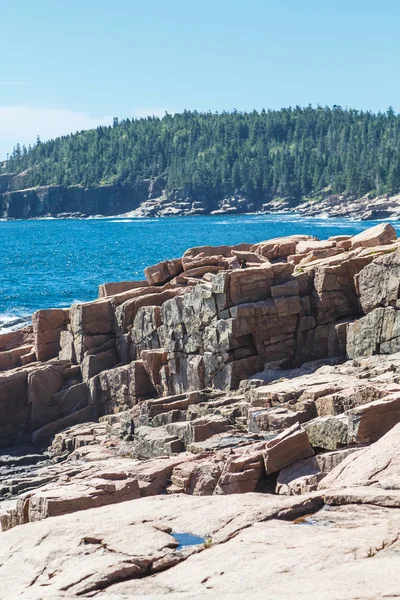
[0,106,113,159]
[0,105,176,160]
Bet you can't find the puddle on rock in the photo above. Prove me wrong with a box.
[171,532,205,550]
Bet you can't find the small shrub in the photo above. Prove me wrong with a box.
[204,535,213,549]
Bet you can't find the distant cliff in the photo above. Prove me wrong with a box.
[4,108,400,210]
[0,179,149,219]
[0,173,260,219]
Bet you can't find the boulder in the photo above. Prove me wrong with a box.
[170,454,225,495]
[298,247,344,264]
[70,299,114,362]
[2,468,141,528]
[349,223,397,249]
[296,240,336,254]
[319,422,400,491]
[144,258,183,285]
[131,305,163,356]
[141,391,199,420]
[248,403,315,433]
[348,393,400,444]
[89,360,155,414]
[264,422,314,474]
[311,255,372,325]
[167,415,230,447]
[182,244,249,271]
[140,349,169,393]
[81,347,118,381]
[305,414,349,450]
[59,329,76,361]
[33,308,69,361]
[0,368,29,444]
[276,448,361,495]
[0,325,33,352]
[28,363,68,429]
[133,426,184,458]
[53,381,89,417]
[251,235,313,259]
[98,280,148,298]
[0,344,33,371]
[347,307,400,358]
[227,264,276,305]
[270,280,299,298]
[171,264,226,285]
[32,406,93,447]
[356,249,400,313]
[116,288,184,338]
[133,456,188,496]
[215,447,265,494]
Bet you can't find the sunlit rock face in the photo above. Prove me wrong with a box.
[0,223,400,449]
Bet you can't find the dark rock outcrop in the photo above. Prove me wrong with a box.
[0,182,149,219]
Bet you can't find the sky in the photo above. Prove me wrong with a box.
[1,0,399,158]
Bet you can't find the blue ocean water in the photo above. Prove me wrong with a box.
[0,214,390,329]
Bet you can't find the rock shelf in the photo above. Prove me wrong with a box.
[2,223,400,598]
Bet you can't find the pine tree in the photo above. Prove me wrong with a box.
[3,107,400,204]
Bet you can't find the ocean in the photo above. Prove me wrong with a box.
[0,214,390,331]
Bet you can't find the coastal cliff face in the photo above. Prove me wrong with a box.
[0,180,149,219]
[0,221,399,448]
[0,172,258,218]
[3,176,400,220]
[3,223,400,597]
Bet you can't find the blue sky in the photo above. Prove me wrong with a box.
[1,0,399,158]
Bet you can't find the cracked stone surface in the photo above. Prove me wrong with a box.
[0,493,322,599]
[1,494,400,599]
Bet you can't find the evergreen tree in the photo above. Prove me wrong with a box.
[3,107,400,204]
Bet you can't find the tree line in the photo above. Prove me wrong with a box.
[4,106,400,203]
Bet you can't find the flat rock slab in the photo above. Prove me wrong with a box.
[0,492,322,599]
[2,496,399,599]
[320,421,400,491]
[106,503,400,600]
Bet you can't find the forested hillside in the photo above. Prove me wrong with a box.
[4,106,400,203]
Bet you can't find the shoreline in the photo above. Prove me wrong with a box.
[1,207,400,222]
[1,216,396,330]
[2,223,400,597]
[1,220,399,448]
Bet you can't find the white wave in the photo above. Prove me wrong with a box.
[107,219,135,223]
[106,218,160,224]
[0,312,31,332]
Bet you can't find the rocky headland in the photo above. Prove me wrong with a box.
[2,222,400,598]
[0,175,149,219]
[3,171,400,220]
[293,192,400,221]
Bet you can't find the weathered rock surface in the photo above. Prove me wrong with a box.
[3,225,400,448]
[295,191,400,221]
[3,225,400,599]
[319,422,400,491]
[2,493,400,599]
[0,181,149,218]
[349,222,397,249]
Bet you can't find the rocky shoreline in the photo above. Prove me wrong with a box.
[3,171,400,220]
[2,222,400,597]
